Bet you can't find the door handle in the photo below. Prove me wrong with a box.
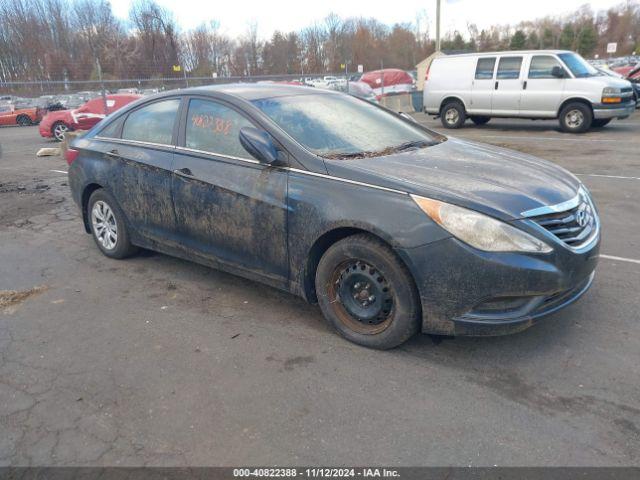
[173,167,194,179]
[494,81,499,90]
[523,80,527,90]
[104,149,120,159]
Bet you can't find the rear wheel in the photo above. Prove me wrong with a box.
[559,102,592,133]
[440,100,466,129]
[52,121,69,141]
[315,234,420,349]
[591,118,612,128]
[88,189,138,259]
[470,115,490,126]
[16,114,32,126]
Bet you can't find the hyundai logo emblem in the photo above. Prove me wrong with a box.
[576,204,588,228]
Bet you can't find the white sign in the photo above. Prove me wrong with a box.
[357,64,363,73]
[212,72,218,79]
[607,42,617,54]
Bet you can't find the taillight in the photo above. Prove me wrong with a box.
[65,148,79,165]
[425,64,431,82]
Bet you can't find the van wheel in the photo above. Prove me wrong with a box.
[470,116,490,126]
[88,189,138,259]
[559,102,592,133]
[591,118,612,128]
[440,101,466,129]
[315,234,420,349]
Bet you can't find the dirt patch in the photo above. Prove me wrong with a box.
[1,285,48,313]
[0,180,64,227]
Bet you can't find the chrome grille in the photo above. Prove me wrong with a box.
[529,194,597,248]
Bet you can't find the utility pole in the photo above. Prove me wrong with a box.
[436,0,441,52]
[96,59,107,115]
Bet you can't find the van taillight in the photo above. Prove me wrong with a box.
[425,64,431,82]
[65,148,79,165]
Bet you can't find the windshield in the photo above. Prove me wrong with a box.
[252,93,439,158]
[558,53,600,78]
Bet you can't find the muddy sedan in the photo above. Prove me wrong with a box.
[66,84,600,349]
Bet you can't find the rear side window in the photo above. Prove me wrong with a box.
[185,99,254,159]
[99,117,123,138]
[121,99,180,145]
[496,57,523,79]
[475,57,496,79]
[528,55,563,79]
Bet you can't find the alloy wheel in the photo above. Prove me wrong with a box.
[445,107,459,125]
[91,200,118,251]
[53,123,68,141]
[565,109,584,129]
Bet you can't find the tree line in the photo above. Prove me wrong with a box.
[1,0,639,84]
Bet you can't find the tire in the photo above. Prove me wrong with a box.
[87,189,138,259]
[470,115,490,126]
[591,118,612,128]
[16,115,32,126]
[440,100,466,129]
[559,102,592,133]
[315,234,420,349]
[52,121,70,142]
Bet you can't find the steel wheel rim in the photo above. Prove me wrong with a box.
[91,200,118,251]
[565,109,584,129]
[445,108,459,125]
[328,260,395,335]
[53,124,68,140]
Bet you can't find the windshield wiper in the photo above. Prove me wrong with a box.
[392,140,435,152]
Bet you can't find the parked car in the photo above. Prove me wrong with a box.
[39,94,140,141]
[67,84,600,349]
[424,50,636,133]
[0,104,41,126]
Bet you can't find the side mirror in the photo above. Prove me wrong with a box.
[239,126,278,164]
[551,66,566,79]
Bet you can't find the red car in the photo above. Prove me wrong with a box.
[39,94,141,141]
[0,104,42,126]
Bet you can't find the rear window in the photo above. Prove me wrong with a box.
[475,57,496,79]
[121,99,180,145]
[496,57,523,79]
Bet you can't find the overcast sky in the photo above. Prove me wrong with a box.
[109,0,625,38]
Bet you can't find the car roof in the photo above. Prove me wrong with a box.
[441,50,573,58]
[185,83,336,101]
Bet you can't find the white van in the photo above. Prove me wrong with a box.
[423,50,636,133]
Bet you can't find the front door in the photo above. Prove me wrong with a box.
[171,97,289,285]
[470,56,496,114]
[519,54,566,117]
[491,56,524,116]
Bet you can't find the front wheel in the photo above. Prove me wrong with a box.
[315,234,420,349]
[559,102,592,133]
[52,121,70,142]
[591,118,612,128]
[16,115,32,126]
[88,189,138,259]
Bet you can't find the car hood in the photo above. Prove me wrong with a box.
[323,137,581,221]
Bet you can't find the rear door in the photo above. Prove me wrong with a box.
[170,97,289,285]
[470,57,497,114]
[519,54,566,117]
[491,55,524,115]
[106,97,181,243]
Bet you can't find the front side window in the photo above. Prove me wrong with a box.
[528,56,563,79]
[475,57,496,79]
[496,57,523,79]
[121,99,180,145]
[252,93,438,158]
[185,99,254,159]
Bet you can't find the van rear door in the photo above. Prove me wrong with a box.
[470,57,496,115]
[492,56,524,115]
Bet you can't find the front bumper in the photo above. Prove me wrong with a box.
[592,100,636,119]
[397,233,600,336]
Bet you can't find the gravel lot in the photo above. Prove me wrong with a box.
[0,114,639,466]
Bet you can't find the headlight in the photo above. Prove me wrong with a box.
[602,87,623,103]
[411,195,552,253]
[602,87,621,95]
